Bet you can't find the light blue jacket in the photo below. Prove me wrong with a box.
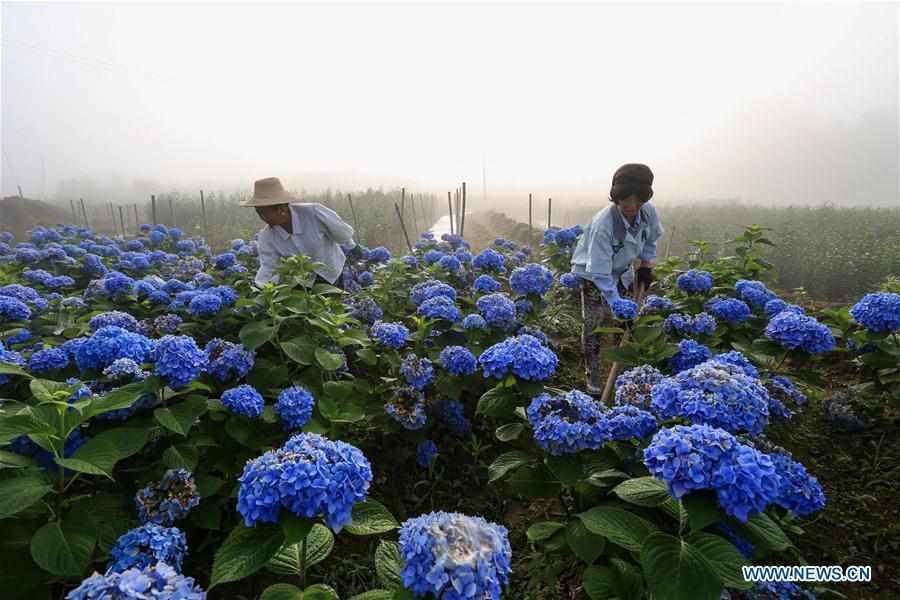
[571,202,664,302]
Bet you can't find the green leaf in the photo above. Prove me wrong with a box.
[281,338,317,365]
[546,454,585,488]
[606,559,645,600]
[194,474,225,497]
[56,438,120,478]
[682,490,725,531]
[163,443,199,471]
[613,476,672,507]
[487,451,531,483]
[602,346,642,366]
[348,592,394,600]
[281,514,316,546]
[475,387,517,417]
[30,508,96,577]
[633,324,663,344]
[260,584,304,600]
[0,473,51,518]
[516,379,544,398]
[0,360,33,379]
[507,466,562,499]
[247,359,290,391]
[30,379,72,402]
[582,565,616,600]
[526,521,565,542]
[315,347,346,371]
[268,524,334,575]
[0,411,54,441]
[577,506,658,552]
[640,532,723,600]
[687,532,752,588]
[92,427,151,459]
[209,522,284,588]
[154,397,207,436]
[0,450,37,469]
[374,540,403,591]
[729,512,793,552]
[565,518,605,564]
[345,499,399,535]
[239,320,275,349]
[495,423,523,442]
[592,326,625,334]
[83,383,146,420]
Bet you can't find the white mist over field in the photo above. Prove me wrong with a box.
[1,1,898,209]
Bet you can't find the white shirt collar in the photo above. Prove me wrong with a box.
[271,204,302,240]
[617,207,642,230]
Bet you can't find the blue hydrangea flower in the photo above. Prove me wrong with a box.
[476,293,516,326]
[614,364,664,409]
[348,297,383,325]
[152,314,182,335]
[764,298,805,317]
[527,390,609,454]
[509,263,552,296]
[559,273,581,289]
[100,271,137,298]
[479,334,558,381]
[438,255,462,271]
[515,299,534,314]
[417,296,461,323]
[604,405,658,441]
[401,255,419,268]
[76,326,152,372]
[385,386,427,430]
[710,297,752,323]
[107,523,188,573]
[28,347,69,373]
[668,339,713,373]
[473,274,502,294]
[358,271,373,286]
[717,522,753,559]
[850,292,900,332]
[401,354,435,389]
[651,360,770,434]
[67,561,205,599]
[771,454,826,516]
[643,424,740,498]
[610,298,638,320]
[371,321,409,349]
[713,350,760,379]
[751,581,816,600]
[5,328,31,346]
[733,280,776,308]
[135,469,200,526]
[398,511,512,600]
[429,398,470,437]
[416,440,439,468]
[423,250,444,265]
[364,246,392,263]
[461,314,487,330]
[765,375,806,412]
[153,335,208,388]
[0,296,31,321]
[472,248,505,271]
[221,384,264,418]
[410,280,456,305]
[187,293,222,317]
[440,346,478,376]
[676,270,714,294]
[214,253,237,268]
[203,339,255,382]
[89,311,145,334]
[664,312,717,337]
[275,386,315,431]
[237,432,372,532]
[712,444,781,521]
[516,326,548,346]
[764,312,836,354]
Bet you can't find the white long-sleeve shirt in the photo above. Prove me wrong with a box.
[254,203,355,284]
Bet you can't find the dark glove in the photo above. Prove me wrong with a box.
[636,266,654,289]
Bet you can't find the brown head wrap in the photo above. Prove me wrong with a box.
[609,163,654,203]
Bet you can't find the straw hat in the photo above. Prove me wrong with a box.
[239,177,298,207]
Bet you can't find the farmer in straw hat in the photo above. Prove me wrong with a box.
[569,163,664,396]
[241,177,358,287]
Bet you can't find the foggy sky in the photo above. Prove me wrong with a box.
[1,1,898,209]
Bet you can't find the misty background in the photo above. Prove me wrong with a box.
[1,1,898,214]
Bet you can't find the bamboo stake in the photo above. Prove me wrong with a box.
[447,192,454,235]
[169,198,177,228]
[547,197,552,230]
[151,195,157,226]
[79,198,89,228]
[133,204,139,233]
[200,190,210,244]
[664,226,676,258]
[69,199,77,223]
[528,193,533,260]
[108,202,117,234]
[460,182,467,238]
[410,191,419,235]
[419,194,427,229]
[394,203,412,251]
[401,187,406,219]
[118,206,126,238]
[600,282,648,404]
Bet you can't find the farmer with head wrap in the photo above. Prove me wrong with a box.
[242,177,358,287]
[569,163,665,395]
